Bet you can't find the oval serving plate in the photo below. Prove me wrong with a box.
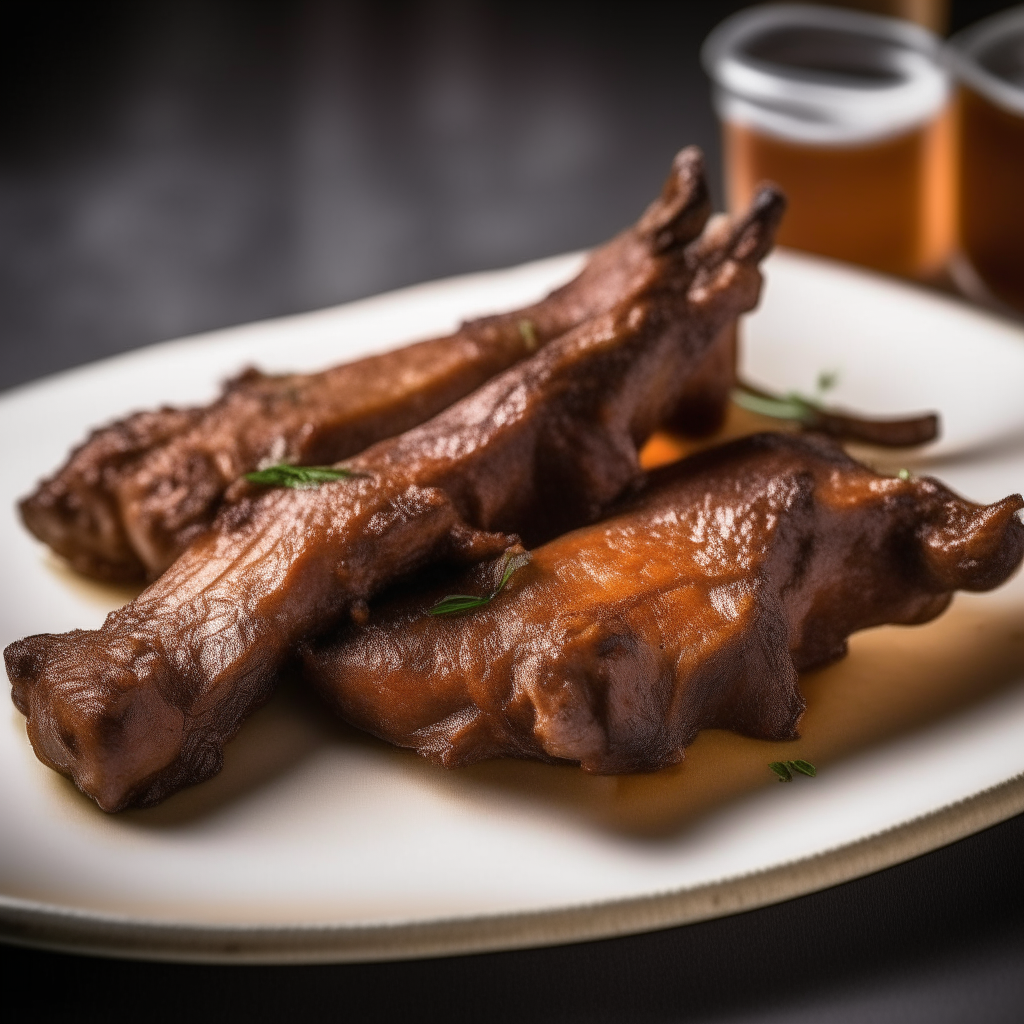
[2,249,1024,963]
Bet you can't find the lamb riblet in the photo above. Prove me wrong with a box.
[5,184,784,811]
[20,148,712,582]
[304,433,1024,774]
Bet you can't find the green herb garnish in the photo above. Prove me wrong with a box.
[518,319,539,352]
[897,468,911,481]
[769,759,817,782]
[735,375,939,449]
[428,550,532,617]
[733,370,840,425]
[815,370,839,396]
[732,388,817,424]
[243,464,363,489]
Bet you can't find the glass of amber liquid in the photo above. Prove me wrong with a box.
[702,4,953,280]
[948,7,1024,314]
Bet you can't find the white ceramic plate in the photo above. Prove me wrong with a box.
[2,250,1024,963]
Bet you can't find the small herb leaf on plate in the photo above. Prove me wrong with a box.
[769,759,817,782]
[816,369,840,395]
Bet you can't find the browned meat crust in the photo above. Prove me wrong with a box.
[4,183,784,812]
[303,433,1024,774]
[19,148,714,584]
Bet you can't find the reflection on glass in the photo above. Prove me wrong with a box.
[948,7,1024,315]
[703,5,952,280]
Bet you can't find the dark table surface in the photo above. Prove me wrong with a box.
[2,2,1023,1020]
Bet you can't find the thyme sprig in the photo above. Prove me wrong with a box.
[732,389,817,424]
[769,759,817,782]
[732,374,938,449]
[428,550,532,617]
[243,464,363,489]
[732,370,839,425]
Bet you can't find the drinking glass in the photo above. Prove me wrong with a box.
[703,4,953,280]
[947,6,1024,314]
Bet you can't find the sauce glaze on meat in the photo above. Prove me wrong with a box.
[304,433,1024,773]
[19,148,717,583]
[5,181,784,811]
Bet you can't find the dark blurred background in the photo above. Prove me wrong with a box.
[2,2,1023,1021]
[0,0,1012,392]
[0,0,730,390]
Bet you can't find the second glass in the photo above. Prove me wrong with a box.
[948,6,1024,314]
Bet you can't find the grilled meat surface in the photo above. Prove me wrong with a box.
[304,433,1024,774]
[19,148,716,583]
[5,180,784,811]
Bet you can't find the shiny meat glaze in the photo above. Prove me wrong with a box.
[304,433,1024,774]
[19,148,715,584]
[4,183,785,811]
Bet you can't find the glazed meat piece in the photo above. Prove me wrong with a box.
[5,183,784,811]
[303,433,1024,774]
[20,148,714,584]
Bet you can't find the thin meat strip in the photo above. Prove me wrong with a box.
[303,433,1024,774]
[19,148,715,583]
[4,185,784,812]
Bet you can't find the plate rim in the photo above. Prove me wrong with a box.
[2,772,1022,964]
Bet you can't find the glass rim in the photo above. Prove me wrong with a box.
[947,5,1024,117]
[702,3,949,145]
